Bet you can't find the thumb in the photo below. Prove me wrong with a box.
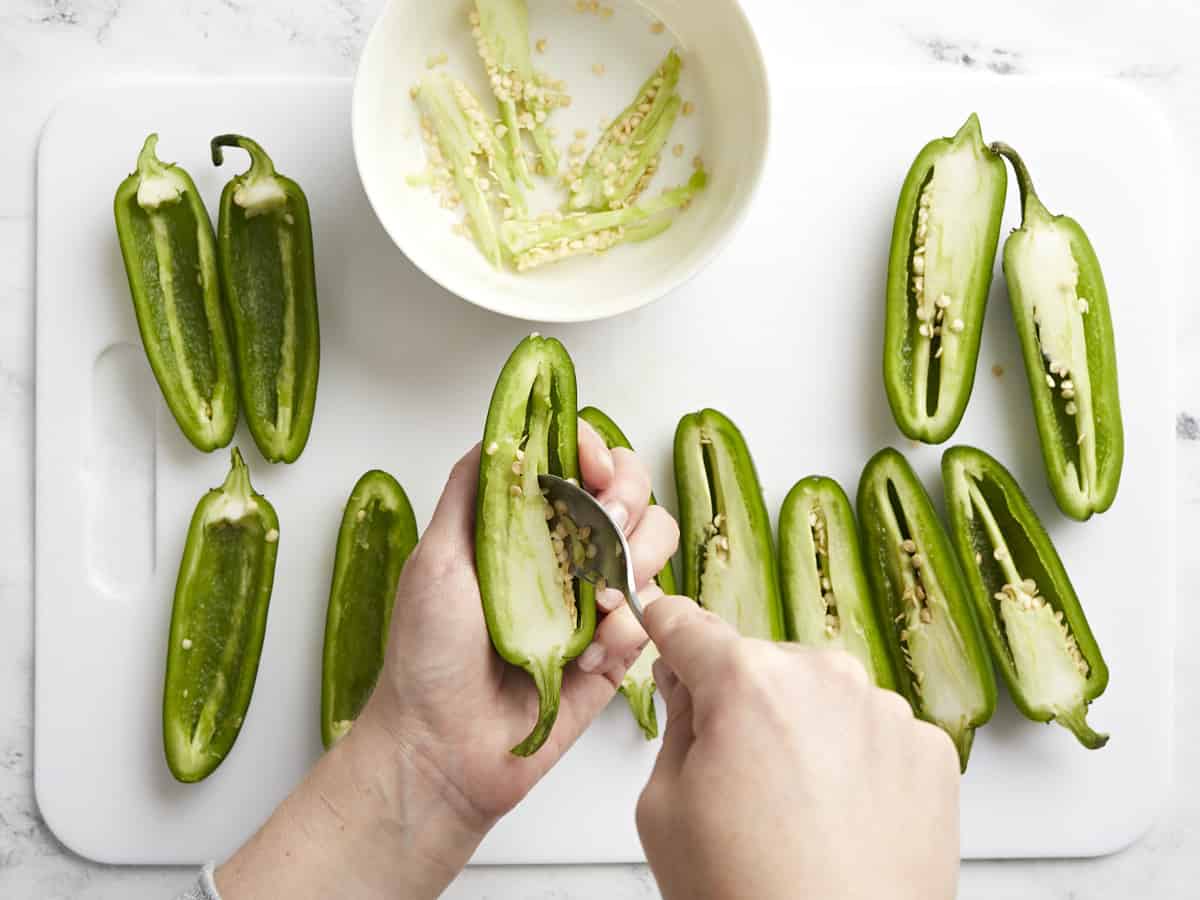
[421,444,481,550]
[642,594,739,693]
[649,657,694,778]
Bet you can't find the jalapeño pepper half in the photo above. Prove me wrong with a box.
[885,114,1007,444]
[991,143,1123,520]
[321,470,419,749]
[213,135,320,464]
[163,449,279,782]
[477,336,596,757]
[779,477,897,690]
[857,448,995,769]
[114,135,238,452]
[579,406,678,740]
[942,446,1109,748]
[675,409,784,640]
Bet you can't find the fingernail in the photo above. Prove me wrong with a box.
[598,588,623,613]
[603,501,629,533]
[578,642,607,673]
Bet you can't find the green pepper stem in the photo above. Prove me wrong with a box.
[990,142,1049,224]
[621,682,659,740]
[510,659,563,757]
[211,134,278,179]
[1057,705,1109,750]
[136,133,167,176]
[952,725,974,773]
[222,447,254,499]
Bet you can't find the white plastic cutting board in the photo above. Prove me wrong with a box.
[36,68,1176,864]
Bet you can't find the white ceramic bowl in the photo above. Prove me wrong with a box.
[352,0,769,323]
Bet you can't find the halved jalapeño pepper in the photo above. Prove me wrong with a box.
[942,446,1109,748]
[163,448,279,782]
[114,134,238,452]
[321,470,419,749]
[477,336,596,756]
[857,448,995,769]
[213,135,320,464]
[779,477,897,690]
[991,143,1123,520]
[675,409,784,640]
[579,406,678,740]
[885,114,1007,444]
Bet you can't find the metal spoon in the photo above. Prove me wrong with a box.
[538,473,645,627]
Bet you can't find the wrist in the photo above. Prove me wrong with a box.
[217,710,488,900]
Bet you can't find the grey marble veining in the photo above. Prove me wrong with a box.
[1,1,1198,897]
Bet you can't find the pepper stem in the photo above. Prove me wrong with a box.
[952,725,974,773]
[136,133,168,176]
[510,658,563,757]
[211,133,278,179]
[221,447,254,500]
[990,141,1049,224]
[1057,705,1109,750]
[622,682,659,740]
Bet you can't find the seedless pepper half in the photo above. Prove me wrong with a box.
[991,143,1123,520]
[477,336,596,756]
[321,470,419,749]
[213,135,320,464]
[942,446,1109,748]
[675,409,784,640]
[163,448,279,782]
[779,477,897,690]
[857,448,995,769]
[114,134,238,452]
[884,114,1007,444]
[579,406,678,740]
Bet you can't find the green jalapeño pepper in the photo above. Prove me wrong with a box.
[942,446,1109,748]
[212,135,320,464]
[857,448,996,769]
[163,448,279,782]
[885,114,1007,444]
[991,143,1123,520]
[321,470,419,749]
[675,409,784,640]
[477,335,596,757]
[779,477,897,690]
[579,406,678,740]
[114,134,238,452]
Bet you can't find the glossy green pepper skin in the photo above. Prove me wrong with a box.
[477,336,596,756]
[942,446,1109,748]
[884,114,1007,444]
[779,476,897,690]
[579,406,677,740]
[991,143,1123,521]
[857,448,996,770]
[114,134,239,452]
[675,409,784,641]
[163,449,279,782]
[321,470,419,749]
[213,135,320,464]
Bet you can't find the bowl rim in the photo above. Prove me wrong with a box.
[350,0,773,324]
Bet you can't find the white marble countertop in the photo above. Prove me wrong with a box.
[1,0,1198,896]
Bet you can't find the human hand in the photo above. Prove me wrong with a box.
[361,419,679,830]
[636,595,960,900]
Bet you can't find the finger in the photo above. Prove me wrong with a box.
[651,660,694,779]
[592,447,652,536]
[628,506,680,589]
[641,594,739,692]
[421,444,481,549]
[574,602,650,687]
[577,418,616,493]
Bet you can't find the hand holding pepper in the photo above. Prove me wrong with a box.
[214,422,678,900]
[636,594,961,900]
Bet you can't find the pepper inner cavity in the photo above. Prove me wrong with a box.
[884,482,935,687]
[697,433,729,583]
[908,168,953,419]
[807,503,840,637]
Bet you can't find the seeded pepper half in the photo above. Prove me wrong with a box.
[884,114,1007,444]
[114,135,238,452]
[942,446,1109,748]
[675,409,784,640]
[579,406,678,740]
[857,448,996,769]
[163,449,279,782]
[991,143,1123,521]
[477,336,596,756]
[321,470,419,749]
[779,477,897,690]
[213,135,320,464]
